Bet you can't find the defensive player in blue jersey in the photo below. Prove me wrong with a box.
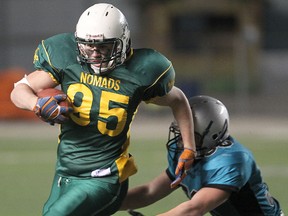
[121,95,285,216]
[10,3,196,216]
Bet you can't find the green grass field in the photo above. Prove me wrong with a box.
[0,123,287,216]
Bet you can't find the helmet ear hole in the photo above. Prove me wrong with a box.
[212,134,218,140]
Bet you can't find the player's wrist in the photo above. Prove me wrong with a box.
[32,97,40,111]
[183,148,196,158]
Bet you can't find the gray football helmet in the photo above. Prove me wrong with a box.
[167,95,230,158]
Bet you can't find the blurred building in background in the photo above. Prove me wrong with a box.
[1,0,287,119]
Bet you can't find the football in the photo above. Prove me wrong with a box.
[36,88,72,109]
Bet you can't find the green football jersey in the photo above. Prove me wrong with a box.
[33,33,175,182]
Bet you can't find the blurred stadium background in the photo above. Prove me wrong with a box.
[0,0,287,215]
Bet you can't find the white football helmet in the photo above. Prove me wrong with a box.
[75,3,131,75]
[167,95,230,158]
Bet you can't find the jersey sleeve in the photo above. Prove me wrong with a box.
[33,33,76,84]
[141,50,176,101]
[33,40,61,83]
[143,64,175,101]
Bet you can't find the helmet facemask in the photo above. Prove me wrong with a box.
[166,121,184,163]
[76,37,123,75]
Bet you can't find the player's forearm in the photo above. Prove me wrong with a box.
[120,186,155,210]
[156,200,205,216]
[170,90,196,152]
[121,172,173,210]
[10,84,38,111]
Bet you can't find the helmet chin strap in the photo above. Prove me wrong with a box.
[90,64,101,74]
[90,59,116,75]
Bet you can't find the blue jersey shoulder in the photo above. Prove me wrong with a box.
[167,137,257,190]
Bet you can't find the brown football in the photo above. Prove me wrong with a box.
[36,88,72,108]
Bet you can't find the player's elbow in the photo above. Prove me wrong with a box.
[10,86,20,107]
[168,87,187,108]
[10,84,37,111]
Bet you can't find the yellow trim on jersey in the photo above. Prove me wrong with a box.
[144,63,173,92]
[41,40,60,73]
[40,40,60,85]
[125,48,134,62]
[115,105,140,183]
[48,72,60,85]
[115,135,138,183]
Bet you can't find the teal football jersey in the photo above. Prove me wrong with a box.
[33,33,175,182]
[167,137,283,216]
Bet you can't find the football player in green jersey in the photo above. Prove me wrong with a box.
[10,3,196,216]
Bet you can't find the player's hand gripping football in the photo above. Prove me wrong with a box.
[33,94,73,125]
[171,148,195,188]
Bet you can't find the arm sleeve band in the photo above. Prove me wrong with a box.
[14,74,31,88]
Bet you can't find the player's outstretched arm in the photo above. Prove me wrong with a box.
[156,187,230,216]
[120,171,174,211]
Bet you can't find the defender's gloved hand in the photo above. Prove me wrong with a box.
[33,94,72,125]
[171,148,195,188]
